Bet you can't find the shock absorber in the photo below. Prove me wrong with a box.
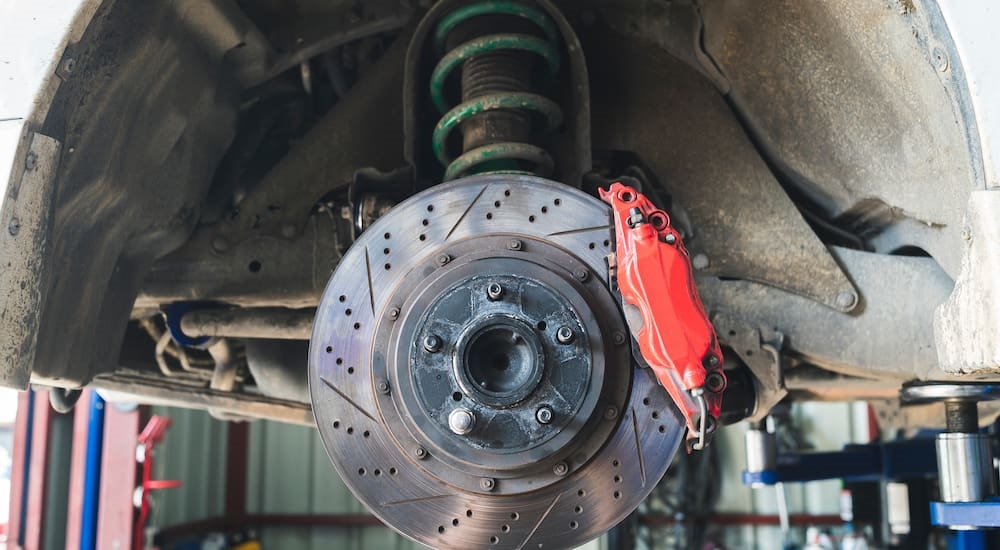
[430,1,565,181]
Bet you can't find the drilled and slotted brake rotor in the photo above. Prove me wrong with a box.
[309,175,684,549]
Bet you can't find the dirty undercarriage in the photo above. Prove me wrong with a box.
[1,0,997,546]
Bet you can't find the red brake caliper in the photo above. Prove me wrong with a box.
[600,183,725,450]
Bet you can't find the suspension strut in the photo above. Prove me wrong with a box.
[430,1,564,180]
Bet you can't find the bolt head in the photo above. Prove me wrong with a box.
[556,326,575,344]
[413,446,427,459]
[604,406,619,420]
[487,282,504,301]
[423,334,442,353]
[377,379,391,395]
[705,371,727,393]
[388,307,400,320]
[612,331,627,346]
[507,239,522,251]
[664,233,677,244]
[24,152,37,171]
[536,406,554,424]
[552,462,569,476]
[448,408,476,435]
[692,253,710,270]
[480,477,496,491]
[573,269,590,282]
[834,290,858,310]
[7,218,20,236]
[211,237,230,253]
[435,253,451,266]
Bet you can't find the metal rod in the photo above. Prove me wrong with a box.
[180,308,314,340]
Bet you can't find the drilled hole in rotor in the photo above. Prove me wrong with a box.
[486,213,493,220]
[570,521,579,529]
[494,201,501,208]
[336,358,343,365]
[348,367,355,374]
[452,519,459,527]
[659,425,666,433]
[427,205,434,212]
[345,309,352,316]
[389,467,397,475]
[504,189,511,196]
[347,427,354,434]
[248,260,262,273]
[384,232,391,239]
[612,459,620,467]
[603,239,610,247]
[613,491,622,499]
[383,248,390,255]
[333,421,340,429]
[536,321,547,331]
[651,411,659,419]
[490,536,499,545]
[384,263,391,271]
[339,295,346,302]
[438,526,445,534]
[501,525,510,533]
[541,206,548,213]
[325,346,333,354]
[614,475,622,483]
[728,330,736,336]
[422,219,429,226]
[419,234,427,241]
[575,506,583,514]
[353,323,361,330]
[467,510,473,518]
[642,398,650,406]
[554,198,561,205]
[577,489,586,497]
[374,469,381,476]
[510,512,519,520]
[588,242,595,249]
[363,430,370,438]
[358,468,366,475]
[528,215,536,223]
[746,350,754,356]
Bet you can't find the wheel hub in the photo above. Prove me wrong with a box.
[309,175,685,549]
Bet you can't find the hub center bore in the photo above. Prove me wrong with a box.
[458,316,544,406]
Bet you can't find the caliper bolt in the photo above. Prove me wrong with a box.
[448,408,476,435]
[705,355,720,367]
[612,331,627,346]
[423,335,442,353]
[376,379,391,395]
[435,253,451,267]
[705,371,726,393]
[387,307,400,320]
[664,233,677,244]
[480,477,496,491]
[507,239,522,251]
[487,282,504,301]
[573,268,590,282]
[8,218,20,236]
[536,406,554,424]
[604,405,619,420]
[413,446,428,459]
[552,462,569,476]
[556,326,575,344]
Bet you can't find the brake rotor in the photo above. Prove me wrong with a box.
[309,175,684,549]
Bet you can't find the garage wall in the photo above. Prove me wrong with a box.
[149,407,420,549]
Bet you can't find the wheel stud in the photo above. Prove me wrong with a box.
[556,326,575,344]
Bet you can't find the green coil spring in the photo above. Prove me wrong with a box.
[430,0,565,180]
